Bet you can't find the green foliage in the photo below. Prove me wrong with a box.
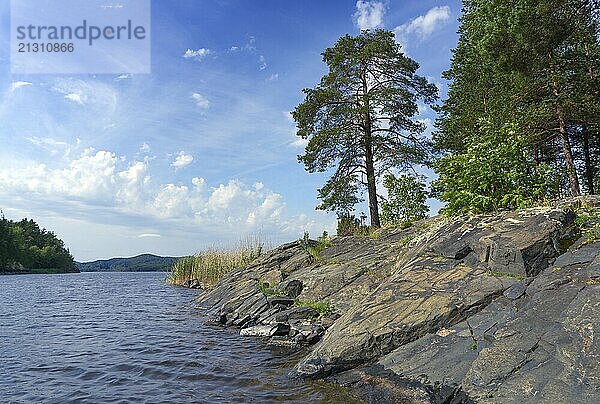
[574,209,600,246]
[299,231,333,263]
[381,174,429,226]
[434,0,600,198]
[336,214,372,236]
[294,299,332,317]
[166,236,263,288]
[293,29,438,227]
[257,281,285,298]
[433,121,554,215]
[398,234,415,247]
[0,213,76,273]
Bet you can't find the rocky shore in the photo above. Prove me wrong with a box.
[195,198,600,403]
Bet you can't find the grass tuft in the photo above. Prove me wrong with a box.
[166,235,264,288]
[294,298,332,317]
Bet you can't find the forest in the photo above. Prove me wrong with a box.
[293,0,599,229]
[0,213,77,274]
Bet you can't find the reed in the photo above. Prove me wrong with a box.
[166,235,265,288]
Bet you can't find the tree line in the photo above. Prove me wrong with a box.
[0,213,76,273]
[293,0,599,229]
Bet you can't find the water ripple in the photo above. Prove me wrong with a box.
[0,272,357,403]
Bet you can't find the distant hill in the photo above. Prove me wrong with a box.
[77,254,180,272]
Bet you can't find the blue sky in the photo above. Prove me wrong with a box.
[0,0,461,261]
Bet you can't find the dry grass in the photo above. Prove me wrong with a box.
[166,235,265,288]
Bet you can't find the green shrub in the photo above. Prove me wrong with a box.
[381,174,428,226]
[433,121,555,215]
[257,281,285,297]
[300,231,333,263]
[336,214,371,236]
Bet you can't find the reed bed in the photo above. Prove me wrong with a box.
[166,235,266,288]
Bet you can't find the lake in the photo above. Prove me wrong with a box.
[0,272,357,403]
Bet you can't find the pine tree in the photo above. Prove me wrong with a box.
[293,30,437,227]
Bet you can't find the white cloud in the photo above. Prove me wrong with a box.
[0,148,118,201]
[116,161,150,204]
[11,81,32,92]
[65,93,84,104]
[354,1,386,30]
[26,136,75,157]
[52,79,118,110]
[267,73,279,81]
[138,233,161,238]
[115,74,132,81]
[191,92,210,109]
[394,6,451,50]
[229,46,239,52]
[259,55,267,70]
[281,111,306,148]
[0,147,335,252]
[140,142,151,153]
[291,137,309,148]
[183,48,212,60]
[171,151,194,169]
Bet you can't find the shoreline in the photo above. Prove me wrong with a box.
[187,198,600,402]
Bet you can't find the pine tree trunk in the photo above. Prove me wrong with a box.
[549,52,581,197]
[557,116,581,197]
[364,133,380,228]
[361,67,380,228]
[583,126,595,194]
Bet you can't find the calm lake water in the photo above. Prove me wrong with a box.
[0,272,357,403]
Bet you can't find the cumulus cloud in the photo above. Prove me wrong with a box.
[394,6,451,50]
[354,1,386,30]
[191,92,210,109]
[11,81,32,92]
[183,48,212,60]
[171,151,194,169]
[0,149,118,201]
[0,147,335,245]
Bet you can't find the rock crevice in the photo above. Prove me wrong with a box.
[194,200,600,403]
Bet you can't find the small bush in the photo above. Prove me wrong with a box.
[257,281,284,297]
[574,209,600,248]
[336,214,370,236]
[300,231,332,263]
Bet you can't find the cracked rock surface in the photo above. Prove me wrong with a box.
[193,199,600,403]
